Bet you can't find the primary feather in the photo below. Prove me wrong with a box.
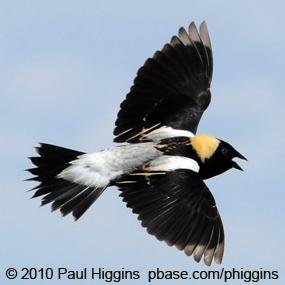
[113,21,212,143]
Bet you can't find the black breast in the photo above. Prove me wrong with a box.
[199,156,232,179]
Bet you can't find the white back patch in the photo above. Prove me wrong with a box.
[57,143,161,188]
[143,155,199,173]
[144,126,194,141]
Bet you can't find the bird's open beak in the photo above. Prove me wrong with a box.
[235,152,247,161]
[232,151,247,171]
[232,161,243,171]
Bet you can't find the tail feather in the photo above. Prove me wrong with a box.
[28,143,84,179]
[60,187,105,219]
[35,143,84,159]
[27,143,105,220]
[31,180,70,198]
[41,184,77,205]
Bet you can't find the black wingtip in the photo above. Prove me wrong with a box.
[72,213,80,222]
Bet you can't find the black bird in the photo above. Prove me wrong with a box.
[27,22,246,266]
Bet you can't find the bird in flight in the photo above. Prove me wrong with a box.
[27,21,246,266]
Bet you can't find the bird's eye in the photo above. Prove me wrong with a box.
[221,147,228,155]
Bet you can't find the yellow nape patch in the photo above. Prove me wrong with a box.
[190,135,220,162]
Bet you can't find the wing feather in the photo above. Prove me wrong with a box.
[117,169,224,266]
[114,22,213,143]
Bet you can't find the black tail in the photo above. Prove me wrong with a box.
[26,143,105,220]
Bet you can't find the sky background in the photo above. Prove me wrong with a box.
[1,0,285,284]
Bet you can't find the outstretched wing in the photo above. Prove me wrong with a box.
[114,22,213,143]
[117,169,224,266]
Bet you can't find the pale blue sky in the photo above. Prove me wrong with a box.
[1,1,285,284]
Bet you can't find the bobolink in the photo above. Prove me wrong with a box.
[27,22,246,266]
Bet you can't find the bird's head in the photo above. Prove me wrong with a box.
[213,140,247,171]
[190,135,247,179]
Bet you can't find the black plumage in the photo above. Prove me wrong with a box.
[26,21,246,266]
[27,143,104,220]
[114,22,212,143]
[117,170,224,266]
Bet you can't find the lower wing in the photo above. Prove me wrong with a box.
[116,168,224,266]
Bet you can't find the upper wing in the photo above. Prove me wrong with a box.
[114,22,213,143]
[117,169,224,266]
